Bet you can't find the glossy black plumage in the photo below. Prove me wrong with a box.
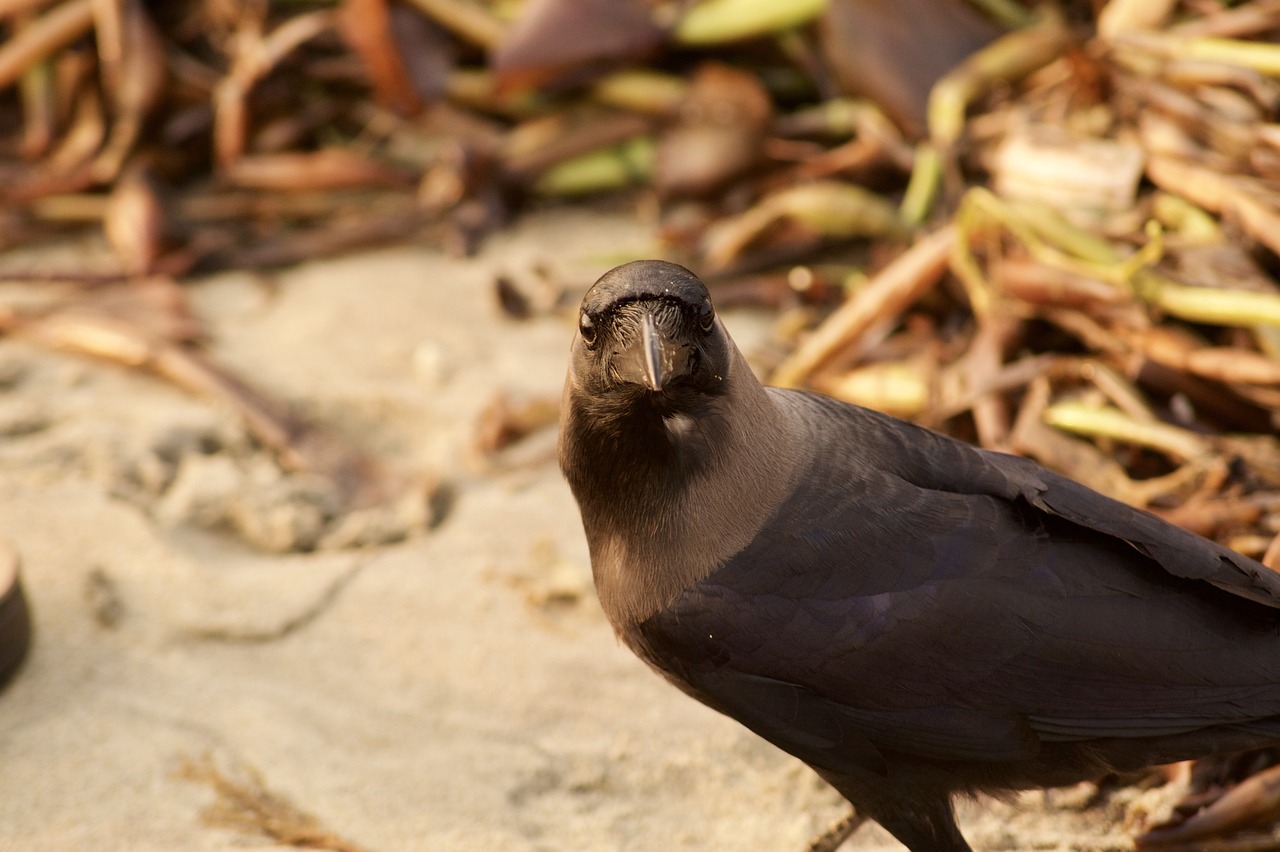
[558,260,1280,851]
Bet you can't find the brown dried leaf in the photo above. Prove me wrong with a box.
[337,0,424,116]
[491,264,563,320]
[817,0,999,138]
[654,62,772,200]
[387,3,455,106]
[490,0,666,93]
[23,277,202,345]
[1159,243,1280,297]
[400,0,504,48]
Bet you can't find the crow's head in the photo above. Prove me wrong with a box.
[568,260,731,414]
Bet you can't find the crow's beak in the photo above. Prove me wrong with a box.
[640,311,668,391]
[615,307,690,392]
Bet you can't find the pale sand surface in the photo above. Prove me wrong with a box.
[0,207,1153,850]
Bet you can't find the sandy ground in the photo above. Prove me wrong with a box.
[0,206,1169,850]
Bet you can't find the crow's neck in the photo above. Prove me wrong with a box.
[561,351,801,626]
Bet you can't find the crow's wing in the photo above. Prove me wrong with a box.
[792,390,1280,607]
[628,395,1280,777]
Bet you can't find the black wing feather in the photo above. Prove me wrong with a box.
[630,394,1280,775]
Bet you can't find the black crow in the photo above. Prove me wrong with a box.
[558,260,1280,851]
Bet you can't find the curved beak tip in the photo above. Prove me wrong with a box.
[641,313,667,392]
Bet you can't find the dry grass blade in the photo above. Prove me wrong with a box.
[932,352,1061,423]
[1171,0,1280,38]
[992,258,1128,309]
[805,809,866,852]
[702,180,907,270]
[1134,328,1280,386]
[1153,495,1262,540]
[772,225,954,387]
[1011,375,1144,505]
[223,150,415,192]
[13,282,421,515]
[90,0,166,181]
[675,0,826,46]
[818,355,934,419]
[0,0,92,90]
[178,753,372,852]
[1098,0,1178,36]
[928,7,1071,152]
[965,314,1018,450]
[1042,401,1210,462]
[213,8,336,168]
[1139,763,1280,848]
[0,0,62,18]
[1146,156,1280,262]
[503,108,652,183]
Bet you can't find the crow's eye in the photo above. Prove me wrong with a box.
[697,298,715,332]
[579,311,597,346]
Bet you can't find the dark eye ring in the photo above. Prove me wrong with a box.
[579,311,597,345]
[697,298,715,332]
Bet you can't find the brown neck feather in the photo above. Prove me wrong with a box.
[559,347,802,626]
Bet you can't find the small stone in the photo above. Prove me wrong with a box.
[411,341,452,387]
[85,567,125,630]
[154,453,242,528]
